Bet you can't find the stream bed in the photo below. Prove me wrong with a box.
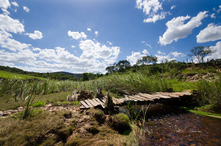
[120,103,221,146]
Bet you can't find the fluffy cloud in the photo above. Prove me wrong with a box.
[155,54,175,63]
[171,51,185,57]
[144,11,167,23]
[23,6,30,12]
[25,30,43,40]
[87,28,91,31]
[205,41,221,61]
[171,5,176,10]
[95,31,98,36]
[136,0,162,15]
[79,39,120,60]
[0,0,10,9]
[11,1,19,7]
[127,49,149,65]
[159,11,208,45]
[0,49,36,64]
[157,50,165,55]
[217,5,221,13]
[210,13,216,19]
[0,14,24,33]
[196,23,221,43]
[136,0,168,23]
[68,31,87,40]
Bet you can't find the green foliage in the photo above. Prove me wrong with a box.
[106,60,131,73]
[136,55,157,65]
[81,73,95,81]
[32,100,46,107]
[195,73,221,113]
[73,101,80,105]
[188,46,212,63]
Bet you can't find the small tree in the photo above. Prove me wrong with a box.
[188,46,212,63]
[136,55,157,65]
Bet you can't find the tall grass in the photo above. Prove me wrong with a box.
[0,72,182,104]
[195,73,221,112]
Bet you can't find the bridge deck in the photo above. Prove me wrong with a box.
[79,92,191,109]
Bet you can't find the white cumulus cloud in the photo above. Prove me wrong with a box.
[11,1,19,7]
[25,30,43,40]
[127,49,149,65]
[68,31,87,40]
[0,14,24,33]
[171,51,185,57]
[217,5,221,13]
[0,0,10,9]
[87,28,91,31]
[23,6,30,12]
[95,31,98,36]
[210,13,216,19]
[136,0,168,23]
[205,41,221,61]
[197,23,221,43]
[157,50,165,55]
[171,5,176,10]
[79,39,120,61]
[159,11,208,45]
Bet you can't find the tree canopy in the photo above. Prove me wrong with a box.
[136,55,157,65]
[188,46,212,63]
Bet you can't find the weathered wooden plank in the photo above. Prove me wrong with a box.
[92,99,100,106]
[153,92,171,99]
[84,100,93,108]
[80,101,90,109]
[129,96,144,101]
[128,96,139,102]
[94,98,105,108]
[88,99,98,107]
[159,92,180,98]
[134,95,150,101]
[118,98,125,104]
[138,93,159,100]
[137,94,155,101]
[112,97,119,105]
[80,105,85,110]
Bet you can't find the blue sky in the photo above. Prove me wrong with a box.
[0,0,221,73]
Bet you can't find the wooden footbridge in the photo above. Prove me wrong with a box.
[79,92,191,110]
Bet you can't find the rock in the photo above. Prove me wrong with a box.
[0,111,3,116]
[18,107,23,111]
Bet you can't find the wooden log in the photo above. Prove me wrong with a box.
[84,100,93,108]
[88,99,98,107]
[80,101,90,109]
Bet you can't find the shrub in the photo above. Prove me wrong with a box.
[32,100,46,107]
[112,113,131,134]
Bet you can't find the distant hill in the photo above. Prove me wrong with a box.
[0,65,82,81]
[54,71,82,78]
